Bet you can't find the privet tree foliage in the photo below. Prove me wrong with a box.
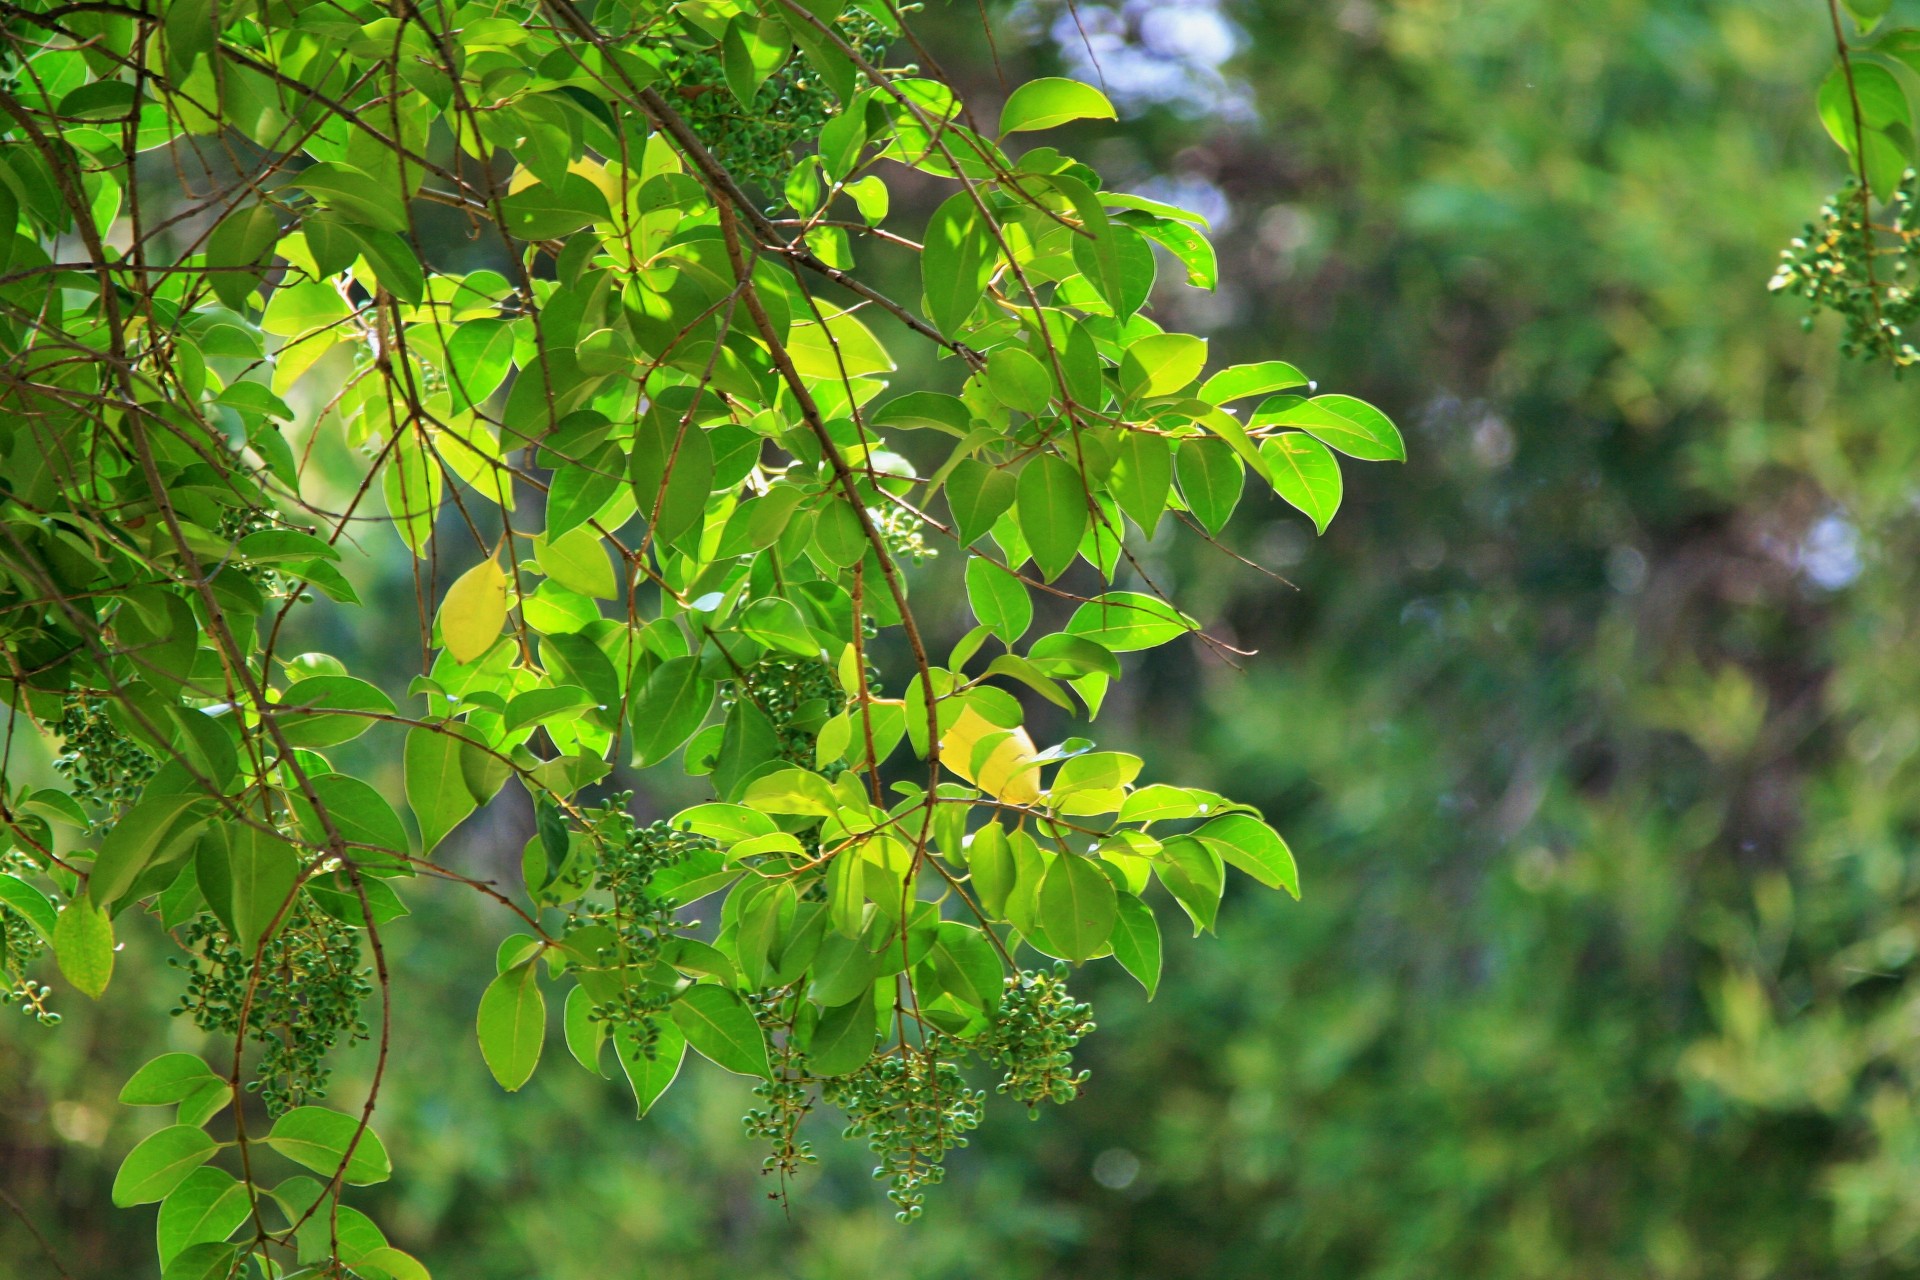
[1775,0,1920,365]
[0,0,1403,1271]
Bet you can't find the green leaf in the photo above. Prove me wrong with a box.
[1129,213,1217,290]
[1016,452,1088,581]
[354,1247,433,1280]
[237,530,339,565]
[925,920,1004,1012]
[563,983,607,1076]
[742,597,821,656]
[205,203,280,309]
[851,169,890,219]
[1156,836,1224,936]
[547,441,624,542]
[1110,429,1173,536]
[1261,431,1343,534]
[1038,853,1118,962]
[1058,187,1153,319]
[339,222,425,305]
[1121,333,1208,400]
[1053,750,1143,794]
[536,527,617,599]
[291,772,409,865]
[155,1166,249,1267]
[54,895,113,998]
[1196,812,1299,898]
[819,109,869,182]
[504,685,597,736]
[1118,783,1229,822]
[261,279,352,337]
[1844,0,1893,29]
[1065,592,1196,651]
[1175,436,1244,536]
[807,991,881,1077]
[0,875,54,948]
[615,1016,686,1117]
[999,77,1118,133]
[629,657,714,767]
[965,556,1033,644]
[811,928,881,1006]
[175,1079,231,1130]
[921,191,996,337]
[714,698,784,800]
[671,984,772,1078]
[274,674,396,748]
[293,162,409,234]
[498,173,610,240]
[478,959,546,1091]
[227,824,301,954]
[629,412,715,550]
[162,1243,242,1280]
[1255,394,1406,462]
[811,496,869,568]
[122,1053,224,1106]
[88,789,210,908]
[966,822,1015,916]
[1819,59,1911,150]
[406,725,480,855]
[445,319,515,412]
[1109,892,1162,998]
[112,1125,217,1207]
[301,210,358,277]
[163,0,215,78]
[437,557,509,664]
[876,391,972,434]
[1198,360,1308,404]
[946,458,1017,546]
[723,16,789,108]
[384,433,443,555]
[264,1106,391,1185]
[987,348,1055,415]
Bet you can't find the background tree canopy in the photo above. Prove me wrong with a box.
[6,0,1920,1278]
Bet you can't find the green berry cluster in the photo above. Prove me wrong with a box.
[1771,174,1920,368]
[821,1037,986,1221]
[215,505,313,605]
[1,861,56,1026]
[659,11,894,203]
[571,799,713,1054]
[50,691,156,807]
[871,503,935,564]
[978,964,1096,1111]
[724,656,845,766]
[743,989,820,1187]
[170,907,371,1116]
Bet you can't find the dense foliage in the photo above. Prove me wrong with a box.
[23,1,1920,1279]
[0,0,1404,1274]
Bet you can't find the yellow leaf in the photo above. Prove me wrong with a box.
[940,704,1041,805]
[438,557,508,663]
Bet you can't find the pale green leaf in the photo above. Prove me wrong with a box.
[478,959,546,1091]
[999,77,1118,134]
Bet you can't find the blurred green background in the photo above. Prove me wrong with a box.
[13,0,1920,1275]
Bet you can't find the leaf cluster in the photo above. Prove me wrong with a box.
[0,0,1400,1267]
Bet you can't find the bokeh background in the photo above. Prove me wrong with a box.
[12,0,1920,1275]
